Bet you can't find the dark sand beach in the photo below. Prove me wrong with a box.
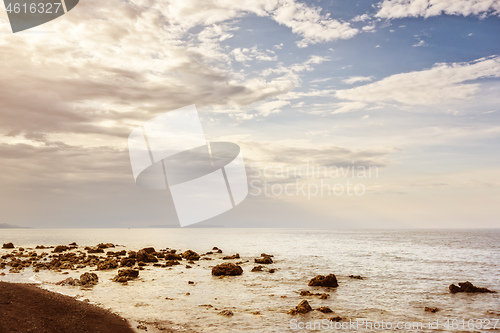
[0,281,135,333]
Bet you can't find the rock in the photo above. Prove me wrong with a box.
[349,275,364,280]
[69,242,77,246]
[80,272,99,287]
[85,246,104,254]
[252,311,261,315]
[97,258,118,270]
[186,265,192,269]
[212,247,220,251]
[120,258,136,267]
[319,293,329,299]
[300,290,314,296]
[260,253,273,257]
[136,250,158,263]
[182,250,200,261]
[329,316,343,322]
[251,265,264,272]
[164,260,180,267]
[56,277,81,286]
[218,310,234,316]
[164,253,182,261]
[222,253,240,260]
[113,269,139,283]
[137,324,147,330]
[288,300,312,315]
[97,243,114,249]
[254,256,273,264]
[141,247,155,254]
[212,263,243,276]
[308,274,338,288]
[2,243,14,249]
[188,281,194,285]
[317,306,333,313]
[425,307,439,313]
[216,249,223,253]
[449,281,495,294]
[269,269,276,273]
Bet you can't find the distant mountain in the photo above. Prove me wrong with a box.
[0,223,29,229]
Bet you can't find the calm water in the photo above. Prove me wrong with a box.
[1,229,499,332]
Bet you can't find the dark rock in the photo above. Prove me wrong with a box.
[56,277,81,286]
[269,269,276,273]
[164,260,180,267]
[164,253,182,261]
[136,250,158,263]
[141,247,155,254]
[97,243,114,249]
[2,243,14,249]
[182,250,200,261]
[222,253,240,260]
[218,310,234,316]
[69,242,77,246]
[260,253,273,257]
[212,263,243,276]
[53,246,70,253]
[85,246,104,254]
[216,249,223,253]
[425,307,439,313]
[120,258,136,267]
[254,256,273,264]
[319,293,329,299]
[80,272,99,287]
[349,275,364,280]
[97,258,118,270]
[449,281,495,294]
[251,265,264,272]
[329,316,343,322]
[212,247,219,251]
[188,281,194,285]
[288,300,312,315]
[317,306,333,313]
[308,274,338,288]
[113,269,139,283]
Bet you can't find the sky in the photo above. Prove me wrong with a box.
[0,0,499,228]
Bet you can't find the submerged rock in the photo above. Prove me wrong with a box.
[251,265,264,272]
[113,269,139,283]
[288,300,312,315]
[449,281,495,294]
[218,310,234,316]
[212,263,243,276]
[425,307,439,313]
[182,250,200,261]
[349,275,364,280]
[222,253,240,260]
[254,255,273,264]
[308,274,338,288]
[80,272,99,287]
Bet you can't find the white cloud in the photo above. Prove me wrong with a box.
[336,56,500,106]
[332,102,367,114]
[375,0,500,19]
[352,14,371,22]
[255,100,291,116]
[231,47,277,62]
[412,39,427,47]
[342,76,374,85]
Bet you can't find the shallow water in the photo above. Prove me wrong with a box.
[1,228,499,332]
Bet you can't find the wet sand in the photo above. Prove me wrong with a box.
[0,281,135,333]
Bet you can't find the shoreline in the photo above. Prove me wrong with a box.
[0,281,136,333]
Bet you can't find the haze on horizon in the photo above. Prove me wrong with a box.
[0,0,499,229]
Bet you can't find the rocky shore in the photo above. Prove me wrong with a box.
[1,241,498,332]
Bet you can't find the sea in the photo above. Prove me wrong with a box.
[1,228,499,332]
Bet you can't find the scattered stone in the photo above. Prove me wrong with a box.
[2,243,14,249]
[218,310,234,316]
[288,300,312,315]
[309,274,338,288]
[449,281,495,294]
[80,272,99,287]
[425,307,439,313]
[223,253,240,260]
[212,263,243,276]
[136,250,158,263]
[113,269,139,283]
[251,265,264,272]
[182,250,200,261]
[136,324,148,330]
[317,306,333,313]
[254,256,273,264]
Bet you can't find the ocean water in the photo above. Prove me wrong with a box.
[1,228,499,332]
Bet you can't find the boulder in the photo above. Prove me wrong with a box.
[308,274,338,288]
[97,243,114,249]
[113,269,139,283]
[2,243,14,249]
[222,253,240,260]
[251,265,264,272]
[254,256,273,264]
[80,272,99,287]
[212,263,243,276]
[425,307,439,313]
[120,258,136,267]
[449,281,495,294]
[164,253,182,260]
[288,300,312,315]
[141,247,155,254]
[136,249,158,263]
[97,258,118,270]
[317,306,333,313]
[85,246,104,254]
[182,250,200,261]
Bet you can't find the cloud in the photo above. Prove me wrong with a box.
[231,47,277,62]
[375,0,500,19]
[342,76,374,84]
[336,56,500,106]
[255,100,291,116]
[332,102,367,114]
